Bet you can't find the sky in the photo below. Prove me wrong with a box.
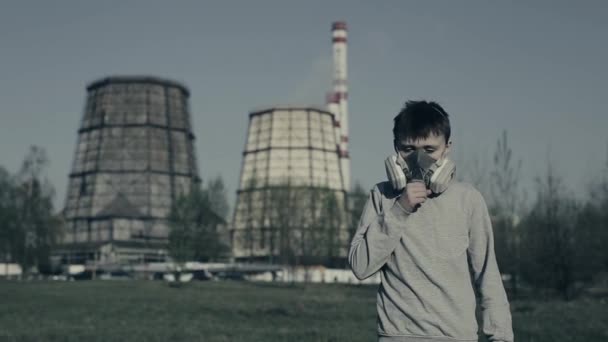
[1,0,607,213]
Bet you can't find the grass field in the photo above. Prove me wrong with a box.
[0,280,607,342]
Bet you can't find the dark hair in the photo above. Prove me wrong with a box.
[392,100,451,143]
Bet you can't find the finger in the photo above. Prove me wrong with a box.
[408,193,428,201]
[413,195,428,202]
[426,189,432,195]
[408,183,427,191]
[409,189,429,196]
[410,185,428,193]
[407,182,425,190]
[410,195,428,202]
[412,197,426,205]
[408,195,427,203]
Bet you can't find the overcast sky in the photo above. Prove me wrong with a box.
[1,0,607,212]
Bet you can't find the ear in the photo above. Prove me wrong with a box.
[443,140,452,158]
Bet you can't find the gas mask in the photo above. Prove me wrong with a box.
[384,149,456,194]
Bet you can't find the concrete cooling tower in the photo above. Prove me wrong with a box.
[230,107,349,266]
[58,76,200,264]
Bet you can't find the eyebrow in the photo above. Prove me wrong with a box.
[401,143,440,149]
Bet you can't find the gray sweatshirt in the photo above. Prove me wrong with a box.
[349,181,514,342]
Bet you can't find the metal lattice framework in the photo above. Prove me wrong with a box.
[59,76,200,264]
[231,107,349,265]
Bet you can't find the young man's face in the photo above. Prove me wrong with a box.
[394,132,452,161]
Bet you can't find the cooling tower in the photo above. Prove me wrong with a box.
[58,76,200,264]
[230,107,349,266]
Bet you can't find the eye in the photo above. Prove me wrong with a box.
[425,149,435,153]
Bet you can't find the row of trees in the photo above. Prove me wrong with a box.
[167,176,230,264]
[466,130,608,300]
[233,178,349,268]
[0,146,63,278]
[0,146,234,277]
[0,147,364,276]
[165,173,371,271]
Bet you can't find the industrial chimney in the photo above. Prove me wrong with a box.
[330,21,350,191]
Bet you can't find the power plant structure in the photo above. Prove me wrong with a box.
[57,76,200,265]
[329,21,350,191]
[230,22,351,266]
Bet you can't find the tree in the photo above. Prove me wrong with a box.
[9,146,62,278]
[0,167,18,276]
[459,150,491,199]
[237,177,347,269]
[231,171,348,274]
[588,149,608,270]
[238,176,261,261]
[489,130,524,295]
[263,181,302,267]
[574,199,607,284]
[167,184,229,265]
[318,187,344,267]
[573,150,608,283]
[306,186,345,267]
[203,175,229,221]
[519,163,579,300]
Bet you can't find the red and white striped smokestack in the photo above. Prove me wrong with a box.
[331,21,350,191]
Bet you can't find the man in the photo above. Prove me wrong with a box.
[349,100,514,342]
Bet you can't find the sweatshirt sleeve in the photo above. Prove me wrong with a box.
[467,189,514,342]
[348,186,412,280]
